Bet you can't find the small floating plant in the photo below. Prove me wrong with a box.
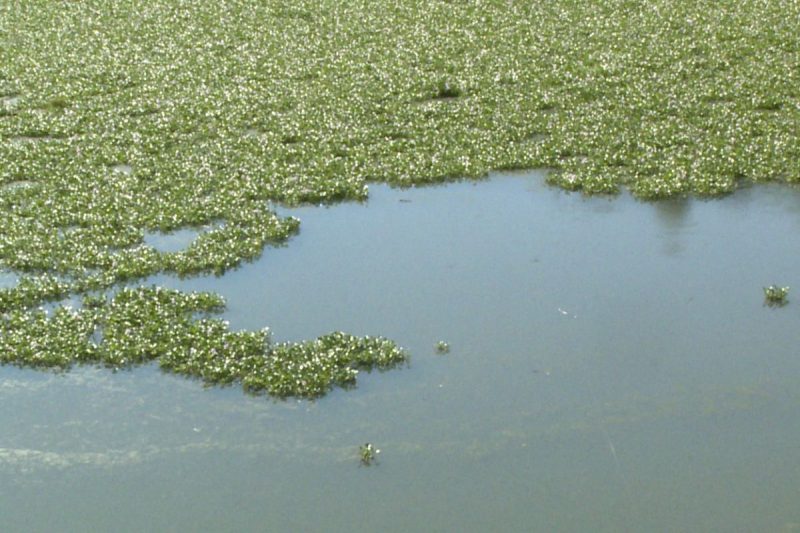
[435,341,450,354]
[359,443,379,466]
[764,285,789,307]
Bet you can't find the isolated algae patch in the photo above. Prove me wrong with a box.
[0,0,798,396]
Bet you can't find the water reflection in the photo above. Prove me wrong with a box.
[653,197,692,255]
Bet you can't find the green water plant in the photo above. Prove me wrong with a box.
[764,285,789,307]
[359,443,379,466]
[0,287,408,398]
[435,341,450,354]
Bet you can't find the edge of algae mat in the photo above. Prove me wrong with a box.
[0,1,798,398]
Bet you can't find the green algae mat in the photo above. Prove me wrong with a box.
[0,0,798,397]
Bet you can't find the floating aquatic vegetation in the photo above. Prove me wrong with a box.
[0,287,407,398]
[0,305,98,370]
[359,443,379,466]
[764,285,789,307]
[0,0,798,396]
[435,341,450,354]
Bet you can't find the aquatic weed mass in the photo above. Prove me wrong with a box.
[0,1,798,397]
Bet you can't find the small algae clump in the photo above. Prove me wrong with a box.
[359,443,380,466]
[435,341,451,354]
[764,285,789,307]
[1,1,799,396]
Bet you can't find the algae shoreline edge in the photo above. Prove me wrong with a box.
[0,0,798,397]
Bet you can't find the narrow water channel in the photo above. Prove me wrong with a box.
[1,170,799,531]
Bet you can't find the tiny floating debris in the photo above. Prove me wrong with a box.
[359,443,379,466]
[435,341,450,354]
[764,285,789,307]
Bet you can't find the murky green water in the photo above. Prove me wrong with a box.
[3,171,800,531]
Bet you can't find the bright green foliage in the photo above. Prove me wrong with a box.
[764,285,789,306]
[0,287,406,398]
[435,341,451,354]
[359,443,379,466]
[242,332,407,398]
[98,286,226,367]
[0,306,98,369]
[0,1,798,395]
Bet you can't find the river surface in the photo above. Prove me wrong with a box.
[2,170,800,531]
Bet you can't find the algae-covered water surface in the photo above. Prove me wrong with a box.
[2,0,800,530]
[2,173,800,531]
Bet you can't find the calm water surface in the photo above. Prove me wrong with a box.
[2,171,800,531]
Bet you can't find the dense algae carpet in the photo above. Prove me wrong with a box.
[0,0,798,397]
